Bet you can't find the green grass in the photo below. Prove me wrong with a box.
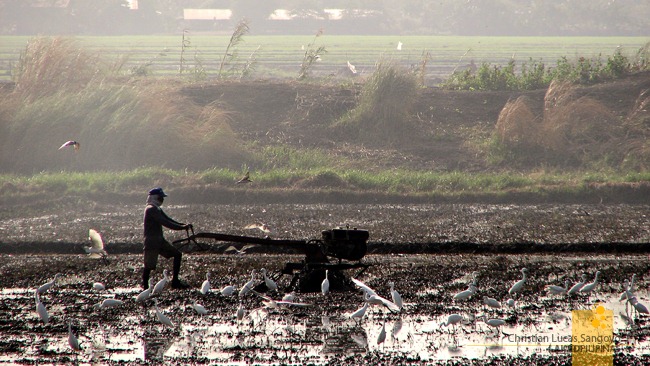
[1,35,648,82]
[1,167,643,199]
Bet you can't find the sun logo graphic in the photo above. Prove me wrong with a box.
[572,304,613,366]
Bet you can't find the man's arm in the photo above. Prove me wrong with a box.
[153,207,187,231]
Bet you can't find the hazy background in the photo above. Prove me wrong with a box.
[1,0,648,36]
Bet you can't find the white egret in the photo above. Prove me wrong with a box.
[282,292,296,302]
[200,271,211,295]
[506,298,515,308]
[135,279,153,303]
[224,244,258,255]
[35,290,49,324]
[245,223,275,236]
[391,318,403,339]
[261,268,278,292]
[508,268,528,295]
[397,41,403,51]
[546,280,570,295]
[239,270,256,297]
[68,320,81,352]
[347,61,357,74]
[192,301,208,316]
[453,284,477,301]
[483,296,502,309]
[351,277,377,297]
[221,285,236,296]
[377,322,387,345]
[94,298,123,309]
[580,271,601,298]
[567,274,588,295]
[152,269,170,295]
[619,279,635,302]
[154,300,174,328]
[236,302,245,321]
[350,302,369,322]
[364,292,401,312]
[86,229,108,262]
[59,140,80,151]
[37,273,61,294]
[441,314,464,337]
[92,282,105,291]
[321,270,330,295]
[389,282,403,310]
[479,315,506,336]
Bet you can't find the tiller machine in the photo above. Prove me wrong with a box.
[173,226,371,293]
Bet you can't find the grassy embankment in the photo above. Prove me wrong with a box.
[0,36,648,203]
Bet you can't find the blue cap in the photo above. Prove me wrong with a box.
[148,187,167,197]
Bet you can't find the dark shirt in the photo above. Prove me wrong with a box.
[143,204,186,248]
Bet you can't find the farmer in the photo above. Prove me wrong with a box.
[142,187,192,290]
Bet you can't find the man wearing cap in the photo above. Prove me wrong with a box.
[142,187,192,289]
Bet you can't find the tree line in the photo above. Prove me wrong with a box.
[1,0,648,36]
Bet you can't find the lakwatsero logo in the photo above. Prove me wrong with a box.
[572,304,614,366]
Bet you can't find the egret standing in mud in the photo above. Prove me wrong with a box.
[261,268,278,292]
[389,282,403,310]
[152,269,170,295]
[221,285,236,296]
[239,270,256,297]
[35,290,49,324]
[136,279,153,303]
[200,271,211,295]
[86,229,109,263]
[321,270,330,296]
[154,300,174,328]
[508,268,528,296]
[568,274,588,295]
[546,279,570,296]
[68,320,81,352]
[580,271,601,301]
[192,301,208,316]
[350,302,369,323]
[37,273,61,294]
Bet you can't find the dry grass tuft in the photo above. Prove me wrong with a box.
[495,95,541,147]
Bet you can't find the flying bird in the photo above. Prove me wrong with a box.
[85,229,108,263]
[236,171,252,184]
[59,140,80,152]
[244,223,274,235]
[224,244,258,255]
[347,61,357,74]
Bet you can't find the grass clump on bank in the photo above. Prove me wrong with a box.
[334,62,420,145]
[0,36,249,174]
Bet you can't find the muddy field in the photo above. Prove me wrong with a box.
[1,203,650,365]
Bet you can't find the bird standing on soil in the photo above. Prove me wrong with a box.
[321,270,330,296]
[37,273,61,294]
[580,271,601,300]
[200,271,211,295]
[389,282,403,310]
[546,280,570,295]
[239,270,256,297]
[68,320,81,352]
[508,268,528,295]
[192,301,208,316]
[568,274,588,295]
[35,290,49,324]
[94,298,123,309]
[154,300,174,327]
[152,269,170,295]
[59,140,80,152]
[236,302,245,321]
[453,283,477,302]
[92,282,105,291]
[261,268,278,292]
[347,61,357,74]
[221,285,236,296]
[350,302,369,323]
[136,279,153,303]
[377,322,387,345]
[483,296,502,309]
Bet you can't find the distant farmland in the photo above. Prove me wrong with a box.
[0,35,647,84]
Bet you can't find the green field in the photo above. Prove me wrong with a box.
[1,35,647,82]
